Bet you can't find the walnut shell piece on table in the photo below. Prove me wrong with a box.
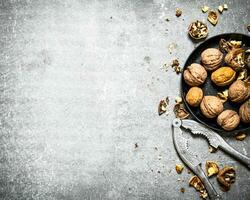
[186,87,203,107]
[239,99,250,123]
[228,80,249,103]
[217,110,240,131]
[200,96,224,118]
[217,166,236,192]
[225,48,245,71]
[211,67,236,86]
[201,48,223,71]
[183,63,207,86]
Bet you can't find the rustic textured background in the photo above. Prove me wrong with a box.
[0,0,249,199]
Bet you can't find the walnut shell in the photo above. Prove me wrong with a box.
[239,99,250,123]
[217,166,236,192]
[201,48,223,71]
[211,67,236,86]
[183,63,207,86]
[217,110,240,131]
[200,96,224,118]
[225,48,245,71]
[186,87,203,107]
[228,80,249,103]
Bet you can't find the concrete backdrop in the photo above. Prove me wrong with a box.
[0,0,249,199]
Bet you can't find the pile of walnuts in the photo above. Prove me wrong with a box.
[183,39,250,131]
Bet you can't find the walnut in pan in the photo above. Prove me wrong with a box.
[217,110,240,131]
[201,48,223,71]
[183,63,207,86]
[200,96,224,119]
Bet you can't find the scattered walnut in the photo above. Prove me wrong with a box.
[188,21,208,40]
[201,6,209,13]
[158,97,169,116]
[174,103,190,119]
[180,187,185,193]
[171,59,181,74]
[189,176,208,199]
[175,164,184,174]
[176,8,182,17]
[235,132,247,141]
[206,161,219,177]
[217,166,236,191]
[223,4,228,10]
[207,10,219,26]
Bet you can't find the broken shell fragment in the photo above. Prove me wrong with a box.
[245,49,250,68]
[217,166,236,191]
[189,176,208,199]
[175,164,184,174]
[235,132,247,141]
[207,10,219,26]
[188,21,208,40]
[206,161,219,177]
[219,39,242,53]
[218,5,224,13]
[217,89,229,103]
[223,4,228,10]
[225,48,245,71]
[175,8,182,17]
[174,103,190,119]
[201,6,209,13]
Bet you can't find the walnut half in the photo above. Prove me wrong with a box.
[189,176,208,199]
[206,161,219,177]
[217,166,236,191]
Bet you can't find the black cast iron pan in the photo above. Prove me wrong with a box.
[181,33,250,134]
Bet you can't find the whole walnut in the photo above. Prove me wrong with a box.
[228,80,249,103]
[183,63,207,86]
[225,48,245,71]
[211,67,236,86]
[200,96,224,118]
[201,48,223,71]
[239,99,250,123]
[217,110,240,131]
[186,87,203,107]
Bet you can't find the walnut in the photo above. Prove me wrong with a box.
[200,96,224,118]
[183,63,207,86]
[188,21,208,40]
[174,103,189,119]
[211,67,236,86]
[217,166,236,191]
[239,99,250,124]
[175,8,182,17]
[175,164,184,174]
[217,110,240,131]
[219,39,242,53]
[186,87,203,107]
[228,80,249,103]
[235,132,247,141]
[206,161,219,177]
[225,48,245,71]
[201,48,223,71]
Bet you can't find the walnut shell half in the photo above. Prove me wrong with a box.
[200,96,224,118]
[217,110,240,131]
[201,48,223,71]
[217,166,236,191]
[225,48,245,71]
[183,63,207,86]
